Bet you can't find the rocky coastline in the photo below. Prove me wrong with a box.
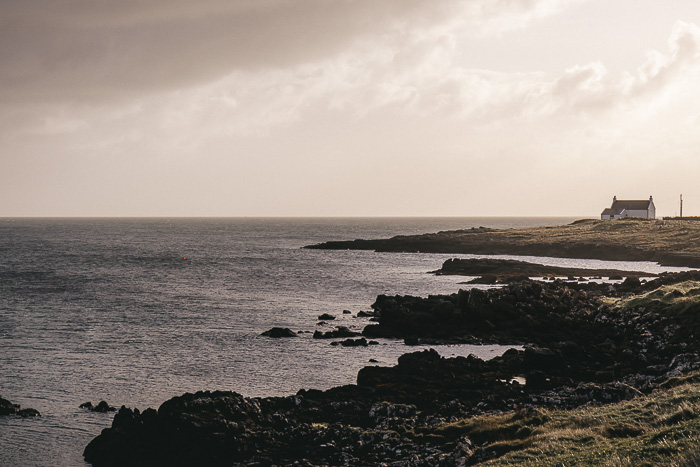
[84,271,700,466]
[433,257,654,283]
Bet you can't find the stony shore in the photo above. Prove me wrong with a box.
[305,218,700,268]
[84,271,700,466]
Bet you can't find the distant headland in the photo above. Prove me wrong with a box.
[306,218,700,268]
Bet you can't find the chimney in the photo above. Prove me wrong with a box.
[649,195,653,201]
[613,196,617,203]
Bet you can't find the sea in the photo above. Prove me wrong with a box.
[0,217,693,466]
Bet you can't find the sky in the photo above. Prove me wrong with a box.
[2,0,700,217]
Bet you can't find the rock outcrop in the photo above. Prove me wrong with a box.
[0,396,40,417]
[260,327,297,338]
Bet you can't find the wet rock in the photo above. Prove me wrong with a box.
[523,346,564,371]
[313,326,360,339]
[339,338,368,347]
[622,276,641,287]
[260,327,297,338]
[525,371,548,391]
[0,397,19,415]
[17,408,41,417]
[92,401,116,412]
[0,396,39,417]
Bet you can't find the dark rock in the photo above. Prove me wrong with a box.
[357,310,375,317]
[0,397,19,415]
[340,338,368,347]
[80,402,93,410]
[17,408,40,417]
[318,313,335,321]
[404,336,419,345]
[93,401,116,413]
[526,371,548,390]
[313,326,360,339]
[622,276,641,287]
[0,396,39,417]
[260,327,297,338]
[466,275,499,284]
[342,310,352,314]
[523,346,563,371]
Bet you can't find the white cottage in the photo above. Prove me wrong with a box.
[601,196,656,220]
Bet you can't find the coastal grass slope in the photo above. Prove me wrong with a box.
[306,218,700,268]
[414,376,700,466]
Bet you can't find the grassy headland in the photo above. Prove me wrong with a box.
[306,218,700,268]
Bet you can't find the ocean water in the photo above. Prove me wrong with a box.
[0,217,691,466]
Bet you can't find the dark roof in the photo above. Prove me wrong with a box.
[602,199,653,215]
[601,208,614,215]
[611,200,652,211]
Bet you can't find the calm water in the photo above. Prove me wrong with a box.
[0,217,690,466]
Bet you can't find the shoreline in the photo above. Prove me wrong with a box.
[305,218,700,268]
[84,270,700,465]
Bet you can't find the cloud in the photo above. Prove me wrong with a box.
[0,0,586,108]
[45,16,698,155]
[462,0,588,36]
[365,20,700,122]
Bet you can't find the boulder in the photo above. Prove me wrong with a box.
[339,338,368,347]
[93,401,116,412]
[261,327,297,338]
[313,326,360,339]
[18,408,41,417]
[0,397,19,415]
[0,396,39,417]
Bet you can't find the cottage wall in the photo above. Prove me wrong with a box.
[620,209,651,218]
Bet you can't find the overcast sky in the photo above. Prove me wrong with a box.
[2,0,700,217]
